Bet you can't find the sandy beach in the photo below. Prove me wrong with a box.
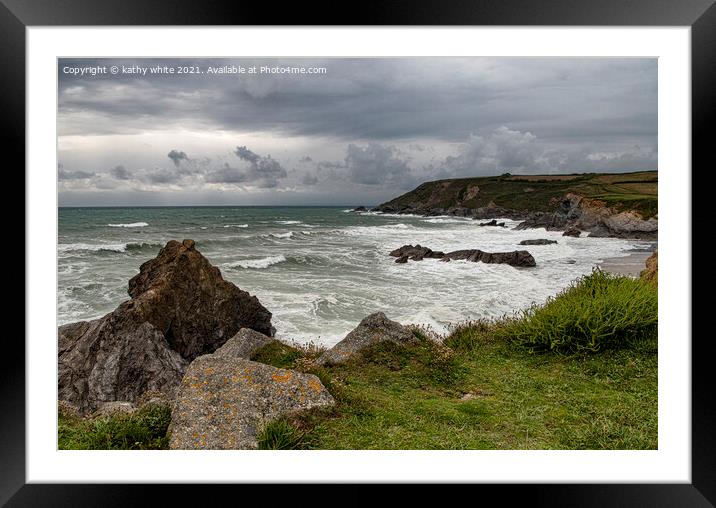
[598,250,655,277]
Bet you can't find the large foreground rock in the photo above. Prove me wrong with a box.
[169,354,334,449]
[58,239,274,414]
[316,312,418,366]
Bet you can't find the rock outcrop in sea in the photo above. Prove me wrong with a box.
[316,312,418,366]
[389,244,537,267]
[58,239,274,414]
[519,239,558,245]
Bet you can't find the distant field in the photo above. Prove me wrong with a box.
[378,171,658,219]
[507,174,582,181]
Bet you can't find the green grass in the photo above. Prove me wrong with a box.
[263,272,658,450]
[58,404,171,450]
[257,418,313,449]
[497,269,658,353]
[59,272,657,450]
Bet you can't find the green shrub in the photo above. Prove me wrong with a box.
[498,269,657,354]
[58,404,171,450]
[257,419,311,449]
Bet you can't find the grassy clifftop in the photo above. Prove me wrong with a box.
[376,171,658,219]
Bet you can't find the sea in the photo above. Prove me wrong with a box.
[58,206,655,346]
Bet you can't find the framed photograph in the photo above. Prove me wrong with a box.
[8,0,713,503]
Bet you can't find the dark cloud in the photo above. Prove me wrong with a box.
[144,168,181,184]
[58,165,95,180]
[234,146,261,164]
[344,143,414,188]
[436,127,657,176]
[205,146,288,188]
[167,150,189,167]
[57,57,657,205]
[58,57,657,146]
[302,172,319,186]
[110,165,132,180]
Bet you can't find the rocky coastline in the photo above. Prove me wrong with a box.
[367,192,657,240]
[58,237,658,449]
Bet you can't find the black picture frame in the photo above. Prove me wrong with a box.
[6,0,713,504]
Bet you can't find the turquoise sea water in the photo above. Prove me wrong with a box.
[58,206,652,345]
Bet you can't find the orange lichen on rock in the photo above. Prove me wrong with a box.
[272,371,293,383]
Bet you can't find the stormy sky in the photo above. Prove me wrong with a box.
[58,57,657,206]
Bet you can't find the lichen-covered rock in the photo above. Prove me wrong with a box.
[168,355,334,449]
[214,328,276,360]
[316,312,418,366]
[58,400,81,419]
[58,239,274,414]
[91,401,137,418]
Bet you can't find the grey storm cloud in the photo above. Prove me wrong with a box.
[58,57,657,145]
[167,150,189,167]
[205,146,288,188]
[234,146,261,164]
[110,165,132,180]
[437,127,657,176]
[57,57,657,206]
[58,164,95,180]
[302,172,319,186]
[144,168,181,184]
[344,143,415,188]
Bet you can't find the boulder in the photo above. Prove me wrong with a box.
[478,219,506,227]
[214,328,276,360]
[563,228,581,237]
[58,239,274,414]
[58,400,81,419]
[126,239,273,358]
[389,245,536,267]
[169,355,334,449]
[91,401,137,419]
[316,312,418,366]
[389,245,445,260]
[443,249,536,267]
[519,239,558,245]
[351,206,368,212]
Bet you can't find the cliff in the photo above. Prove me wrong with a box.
[374,171,657,239]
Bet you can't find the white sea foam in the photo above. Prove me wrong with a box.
[423,217,474,224]
[58,243,129,253]
[224,255,287,269]
[107,222,148,228]
[276,220,302,225]
[223,224,249,228]
[268,232,294,239]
